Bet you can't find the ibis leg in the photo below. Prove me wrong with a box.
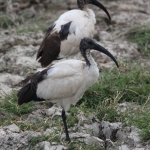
[62,109,71,142]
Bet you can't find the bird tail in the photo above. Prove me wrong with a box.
[17,83,36,105]
[17,70,47,105]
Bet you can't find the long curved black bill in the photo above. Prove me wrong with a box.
[91,0,111,20]
[93,43,119,67]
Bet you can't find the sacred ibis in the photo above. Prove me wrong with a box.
[36,0,111,67]
[18,38,118,142]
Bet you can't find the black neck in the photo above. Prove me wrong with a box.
[77,0,88,10]
[81,49,91,66]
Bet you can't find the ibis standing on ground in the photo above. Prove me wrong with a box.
[36,0,111,67]
[18,38,119,142]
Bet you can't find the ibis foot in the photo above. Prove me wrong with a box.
[66,136,71,143]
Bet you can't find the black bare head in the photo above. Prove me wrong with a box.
[80,38,119,67]
[77,0,87,9]
[77,0,111,20]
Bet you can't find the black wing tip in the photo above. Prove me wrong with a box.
[38,59,51,67]
[18,98,33,105]
[18,98,25,105]
[17,84,34,106]
[37,55,56,67]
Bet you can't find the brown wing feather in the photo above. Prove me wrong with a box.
[37,31,61,67]
[36,22,61,67]
[37,21,73,67]
[37,23,56,60]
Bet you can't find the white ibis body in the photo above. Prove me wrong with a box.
[18,38,118,142]
[37,0,111,67]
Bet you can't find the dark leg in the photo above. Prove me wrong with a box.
[61,109,71,142]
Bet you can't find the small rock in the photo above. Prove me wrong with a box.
[51,142,58,145]
[84,122,100,137]
[119,144,130,150]
[45,106,62,117]
[68,132,104,147]
[146,145,150,150]
[77,112,97,125]
[116,127,130,141]
[117,102,130,113]
[43,127,57,136]
[4,124,20,133]
[0,130,41,149]
[27,109,44,123]
[83,136,104,147]
[129,126,141,142]
[100,121,122,141]
[132,148,145,150]
[125,137,136,148]
[117,102,139,113]
[105,139,116,150]
[36,141,51,150]
[116,126,141,147]
[0,129,6,140]
[35,141,67,150]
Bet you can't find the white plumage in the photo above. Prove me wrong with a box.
[36,0,111,67]
[37,59,99,111]
[55,9,96,57]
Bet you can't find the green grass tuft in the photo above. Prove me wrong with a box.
[130,107,150,142]
[67,107,79,127]
[126,27,150,56]
[79,63,150,109]
[0,91,34,126]
[68,141,105,150]
[0,91,34,115]
[0,14,14,28]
